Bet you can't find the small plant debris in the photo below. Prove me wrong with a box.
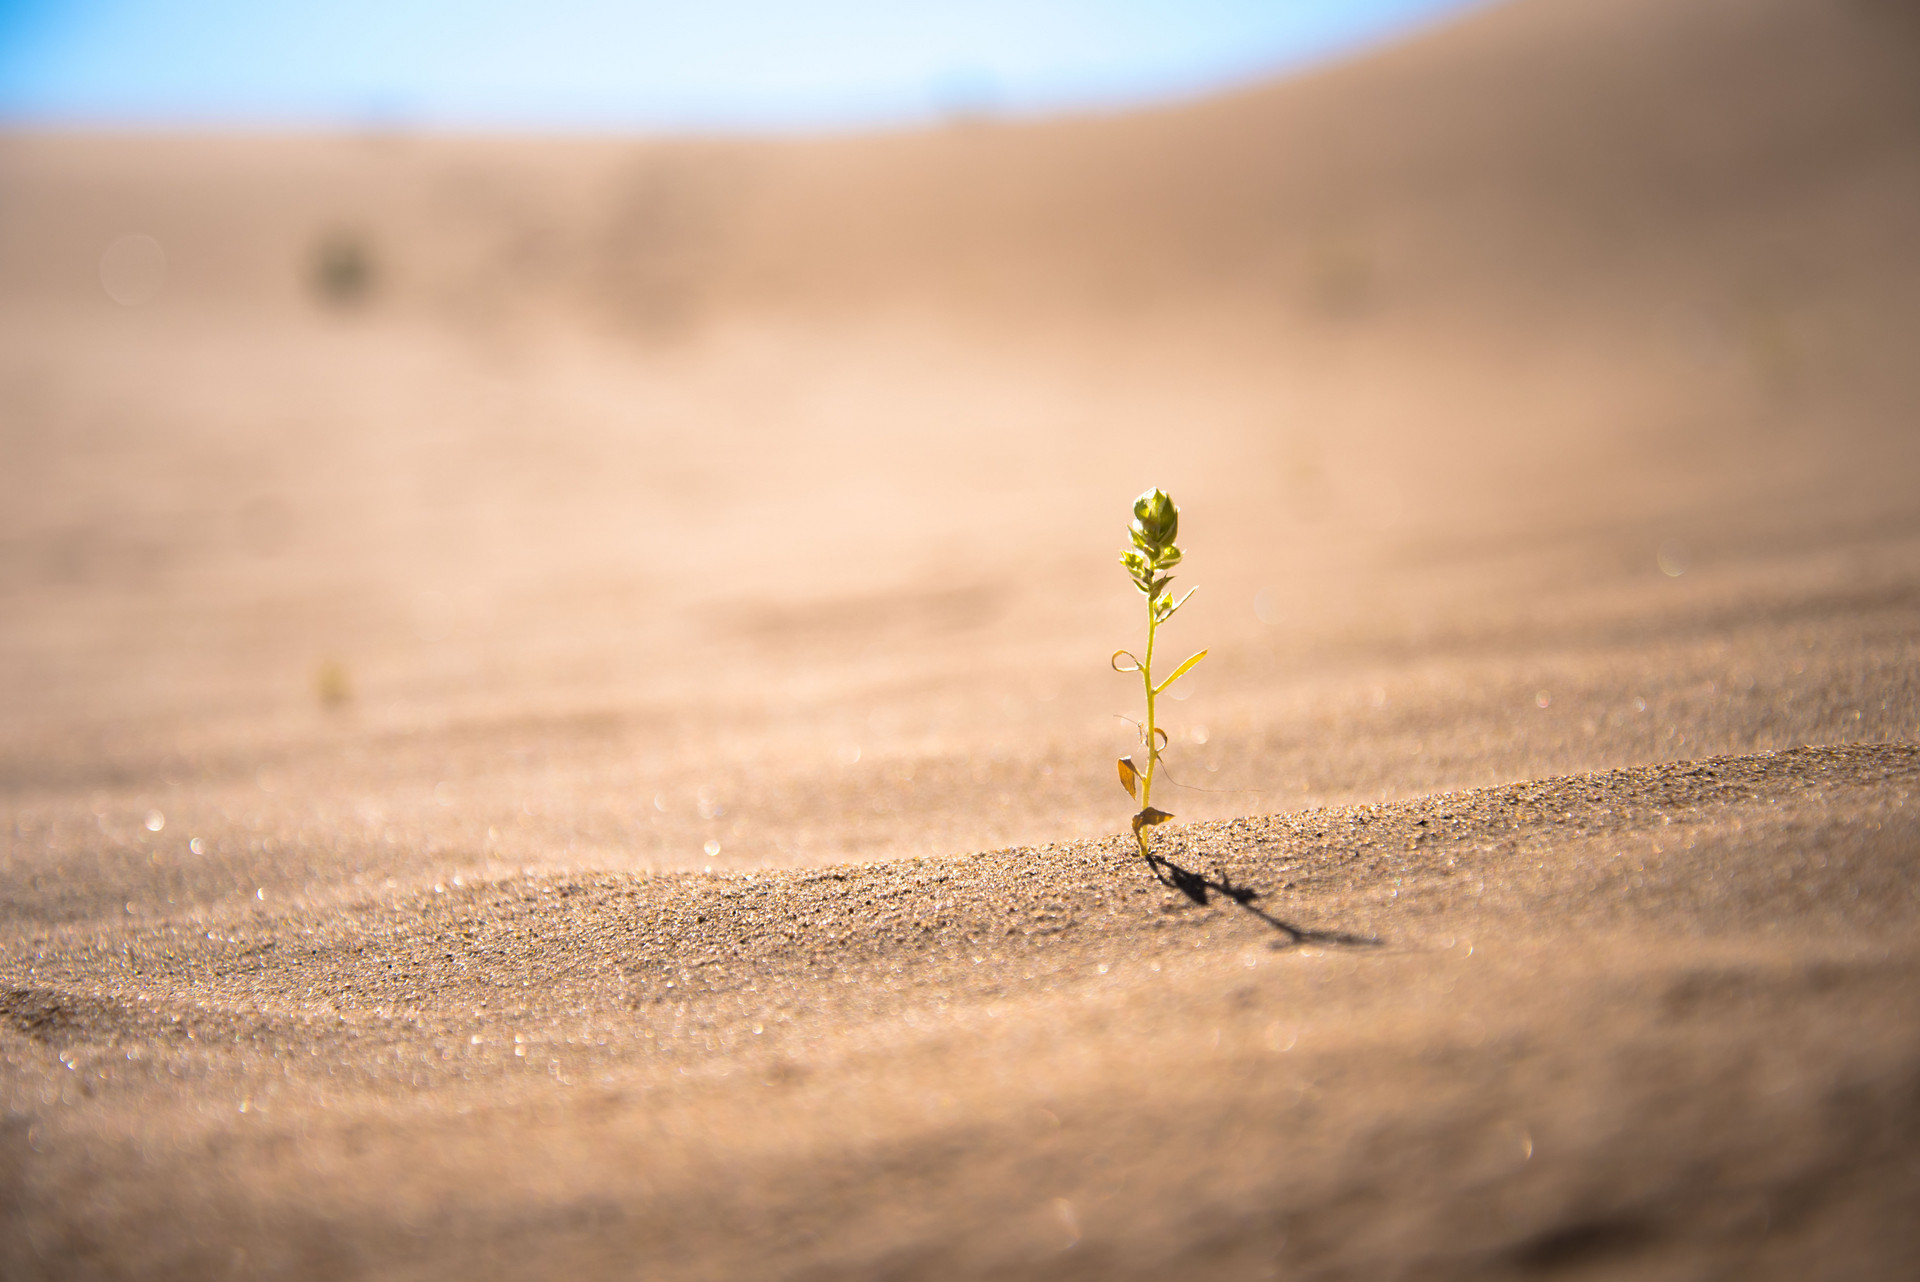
[1114,488,1205,860]
[315,658,352,710]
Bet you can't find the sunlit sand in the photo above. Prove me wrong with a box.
[3,0,1918,1275]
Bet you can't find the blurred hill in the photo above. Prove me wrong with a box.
[4,0,1917,336]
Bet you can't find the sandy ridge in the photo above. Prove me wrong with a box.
[5,744,1919,1280]
[6,740,1914,1058]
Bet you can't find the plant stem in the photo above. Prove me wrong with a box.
[1138,592,1160,856]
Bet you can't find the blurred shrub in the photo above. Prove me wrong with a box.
[311,231,376,307]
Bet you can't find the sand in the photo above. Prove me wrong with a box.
[3,0,1919,1275]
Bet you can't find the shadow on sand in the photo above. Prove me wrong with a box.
[1144,852,1381,949]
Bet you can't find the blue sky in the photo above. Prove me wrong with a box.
[0,0,1484,132]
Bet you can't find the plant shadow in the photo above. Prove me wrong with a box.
[1144,851,1381,949]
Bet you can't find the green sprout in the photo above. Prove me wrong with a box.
[1113,488,1206,860]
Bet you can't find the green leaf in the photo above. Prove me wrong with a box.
[1154,648,1209,694]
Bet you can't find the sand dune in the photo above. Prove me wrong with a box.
[3,0,1919,1275]
[7,745,1918,1277]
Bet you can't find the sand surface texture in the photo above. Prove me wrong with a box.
[4,0,1920,1276]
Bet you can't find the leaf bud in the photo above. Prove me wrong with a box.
[1130,488,1179,554]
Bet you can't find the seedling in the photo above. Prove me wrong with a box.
[1113,488,1206,859]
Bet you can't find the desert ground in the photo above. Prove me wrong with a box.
[3,0,1919,1276]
